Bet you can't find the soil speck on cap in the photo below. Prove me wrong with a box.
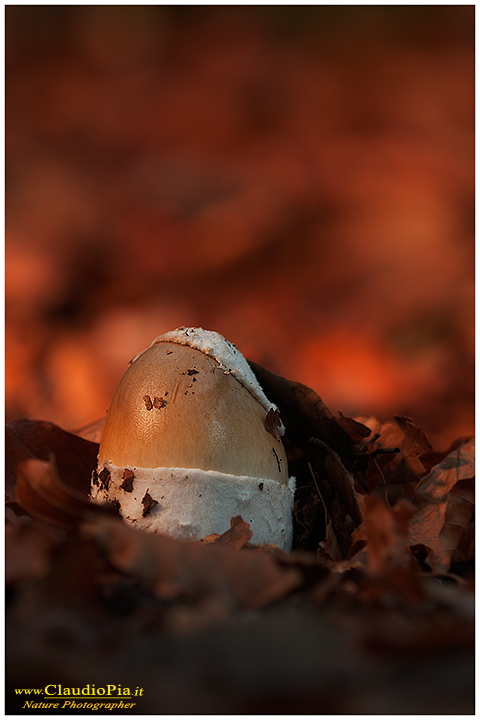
[265,407,281,439]
[120,468,135,492]
[99,467,111,491]
[272,448,282,473]
[153,396,167,409]
[142,491,159,517]
[143,395,153,411]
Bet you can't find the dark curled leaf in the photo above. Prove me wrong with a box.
[248,362,371,553]
[248,360,355,458]
[335,411,371,444]
[15,457,117,530]
[292,481,326,552]
[310,438,363,527]
[6,419,99,502]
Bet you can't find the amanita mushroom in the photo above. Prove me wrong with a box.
[90,327,295,550]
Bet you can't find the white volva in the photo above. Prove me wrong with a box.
[90,327,295,550]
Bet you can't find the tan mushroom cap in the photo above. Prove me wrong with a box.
[98,341,289,484]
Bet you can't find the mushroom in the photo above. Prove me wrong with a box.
[90,327,296,550]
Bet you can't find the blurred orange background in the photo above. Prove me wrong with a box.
[5,6,474,450]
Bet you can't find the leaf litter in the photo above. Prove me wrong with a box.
[5,362,474,714]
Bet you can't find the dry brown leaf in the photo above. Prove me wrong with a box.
[393,415,433,459]
[452,521,475,565]
[340,496,427,604]
[317,516,343,563]
[6,419,99,502]
[73,416,106,444]
[310,438,363,527]
[355,415,432,491]
[409,438,475,572]
[15,457,116,530]
[335,411,371,444]
[248,360,355,458]
[5,519,59,584]
[440,478,475,561]
[201,515,253,549]
[84,515,301,610]
[362,496,417,576]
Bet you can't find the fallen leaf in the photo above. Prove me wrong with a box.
[335,411,372,444]
[6,419,99,502]
[84,515,301,610]
[202,515,253,549]
[15,457,116,530]
[362,496,417,576]
[73,416,106,444]
[318,515,343,563]
[409,438,475,572]
[310,438,363,527]
[5,519,59,584]
[248,360,355,458]
[451,521,475,565]
[394,415,433,459]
